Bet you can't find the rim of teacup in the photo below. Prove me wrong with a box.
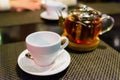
[25,31,61,47]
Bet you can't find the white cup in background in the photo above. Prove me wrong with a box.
[43,0,68,17]
[54,0,77,6]
[25,31,69,67]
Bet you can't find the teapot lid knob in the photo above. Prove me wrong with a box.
[82,5,88,11]
[79,5,88,11]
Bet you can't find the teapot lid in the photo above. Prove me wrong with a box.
[69,5,101,23]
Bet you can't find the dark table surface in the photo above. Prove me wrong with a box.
[0,2,120,80]
[0,40,120,80]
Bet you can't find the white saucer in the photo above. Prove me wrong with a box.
[17,49,71,76]
[40,11,67,20]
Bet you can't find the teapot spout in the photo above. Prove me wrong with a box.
[59,16,64,30]
[56,10,65,31]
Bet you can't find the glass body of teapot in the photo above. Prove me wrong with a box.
[60,5,114,45]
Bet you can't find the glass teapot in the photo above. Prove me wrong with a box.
[58,5,114,51]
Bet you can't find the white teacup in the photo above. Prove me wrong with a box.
[25,31,69,67]
[43,0,67,17]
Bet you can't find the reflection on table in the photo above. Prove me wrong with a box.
[0,14,120,52]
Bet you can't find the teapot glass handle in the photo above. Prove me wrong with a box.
[100,14,115,35]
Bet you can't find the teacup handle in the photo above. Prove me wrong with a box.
[100,14,115,35]
[60,36,69,50]
[61,5,68,12]
[56,4,67,13]
[53,36,68,60]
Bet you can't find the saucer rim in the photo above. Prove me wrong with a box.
[17,49,71,76]
[40,11,67,20]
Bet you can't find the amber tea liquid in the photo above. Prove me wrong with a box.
[64,17,102,44]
